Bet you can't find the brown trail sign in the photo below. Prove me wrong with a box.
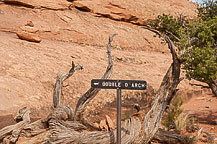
[91,79,147,90]
[91,79,147,144]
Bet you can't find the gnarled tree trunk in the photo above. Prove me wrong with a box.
[209,80,217,97]
[0,33,195,144]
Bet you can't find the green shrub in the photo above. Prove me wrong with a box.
[148,1,217,96]
[162,97,183,131]
[122,113,131,121]
[175,113,189,133]
[148,13,184,42]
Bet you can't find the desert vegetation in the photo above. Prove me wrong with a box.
[147,0,217,97]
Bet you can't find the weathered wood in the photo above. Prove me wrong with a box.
[74,34,116,121]
[53,61,83,108]
[1,107,196,144]
[153,128,194,144]
[137,27,182,143]
[20,118,48,138]
[209,80,217,97]
[0,107,30,142]
[153,128,215,144]
[47,108,142,144]
[18,131,50,144]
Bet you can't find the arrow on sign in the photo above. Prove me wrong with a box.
[91,79,147,90]
[93,82,99,86]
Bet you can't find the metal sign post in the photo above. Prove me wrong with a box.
[91,79,147,144]
[117,88,121,144]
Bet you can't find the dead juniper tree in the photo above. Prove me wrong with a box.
[0,32,199,144]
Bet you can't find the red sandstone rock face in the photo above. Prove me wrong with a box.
[2,0,71,10]
[72,0,197,25]
[0,0,199,116]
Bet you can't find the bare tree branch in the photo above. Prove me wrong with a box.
[153,128,194,144]
[139,26,182,143]
[53,61,83,108]
[74,34,117,121]
[0,107,30,143]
